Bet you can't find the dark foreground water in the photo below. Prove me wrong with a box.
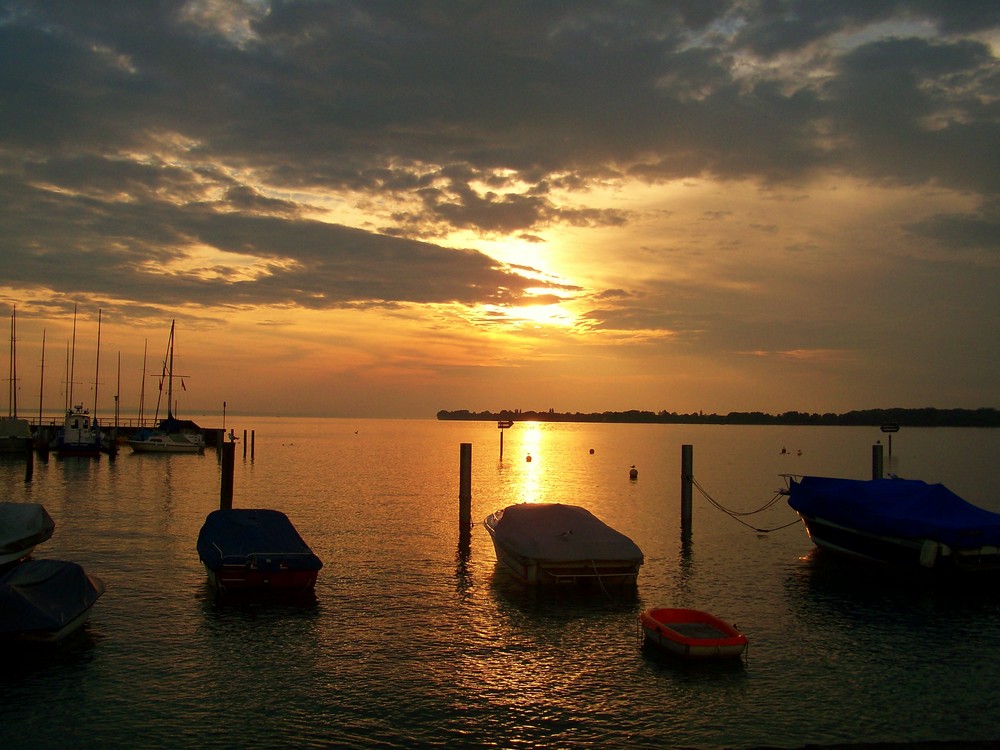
[2,419,999,749]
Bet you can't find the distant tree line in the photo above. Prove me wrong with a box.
[436,407,1000,427]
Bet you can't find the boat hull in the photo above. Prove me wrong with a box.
[203,565,319,594]
[639,608,748,660]
[797,513,1000,572]
[488,539,641,585]
[128,435,204,454]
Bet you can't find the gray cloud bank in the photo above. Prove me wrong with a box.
[1,1,998,326]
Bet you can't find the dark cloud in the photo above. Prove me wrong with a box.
[1,0,998,323]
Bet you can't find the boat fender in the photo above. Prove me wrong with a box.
[919,540,939,568]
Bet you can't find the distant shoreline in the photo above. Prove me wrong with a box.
[436,407,1000,428]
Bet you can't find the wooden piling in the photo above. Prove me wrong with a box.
[459,443,472,532]
[872,443,884,480]
[251,430,255,461]
[243,429,247,459]
[681,444,693,535]
[24,441,33,482]
[220,440,235,510]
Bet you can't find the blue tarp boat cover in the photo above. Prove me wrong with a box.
[0,559,105,637]
[197,509,323,573]
[787,476,1000,548]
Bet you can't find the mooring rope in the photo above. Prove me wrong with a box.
[691,476,801,533]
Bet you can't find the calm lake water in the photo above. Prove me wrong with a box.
[2,418,1000,749]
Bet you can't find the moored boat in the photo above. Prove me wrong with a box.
[483,502,643,586]
[196,509,323,594]
[127,320,205,454]
[0,503,55,569]
[0,417,32,454]
[51,404,103,457]
[0,559,106,644]
[785,475,1000,572]
[638,607,748,660]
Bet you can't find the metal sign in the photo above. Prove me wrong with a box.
[880,423,900,433]
[497,420,514,429]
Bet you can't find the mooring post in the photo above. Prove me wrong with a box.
[459,442,473,534]
[681,444,693,535]
[243,429,247,459]
[220,440,235,510]
[251,429,255,461]
[24,441,33,482]
[872,443,884,480]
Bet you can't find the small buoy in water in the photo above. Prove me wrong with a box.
[526,454,532,462]
[629,465,638,480]
[589,448,595,454]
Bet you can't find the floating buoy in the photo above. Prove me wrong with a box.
[589,448,595,454]
[526,454,532,462]
[629,465,638,480]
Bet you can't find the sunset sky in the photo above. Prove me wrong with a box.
[2,1,998,419]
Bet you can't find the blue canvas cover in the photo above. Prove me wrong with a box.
[787,476,1000,549]
[0,559,105,637]
[197,509,323,573]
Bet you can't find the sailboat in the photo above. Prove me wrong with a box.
[51,307,104,457]
[1,307,33,454]
[127,320,204,454]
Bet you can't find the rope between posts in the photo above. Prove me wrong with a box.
[690,476,800,533]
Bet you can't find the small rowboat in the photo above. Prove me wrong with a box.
[639,607,748,660]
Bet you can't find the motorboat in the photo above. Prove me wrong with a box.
[483,502,643,586]
[638,607,748,660]
[196,509,323,594]
[0,503,55,569]
[51,404,103,457]
[785,475,1000,571]
[127,320,205,454]
[0,559,106,644]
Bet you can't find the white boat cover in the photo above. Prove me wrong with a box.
[0,503,55,558]
[488,503,643,563]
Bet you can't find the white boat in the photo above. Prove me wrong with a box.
[128,422,205,453]
[483,502,643,586]
[127,320,204,454]
[0,503,55,569]
[51,404,103,457]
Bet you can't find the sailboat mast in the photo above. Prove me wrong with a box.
[138,338,147,425]
[93,308,102,418]
[69,304,77,409]
[7,307,14,418]
[38,328,46,426]
[166,320,175,420]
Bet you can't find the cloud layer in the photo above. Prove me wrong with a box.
[1,1,998,415]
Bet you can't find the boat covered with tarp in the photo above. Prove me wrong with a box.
[483,502,643,586]
[0,503,55,569]
[197,509,323,594]
[786,475,1000,571]
[0,559,106,643]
